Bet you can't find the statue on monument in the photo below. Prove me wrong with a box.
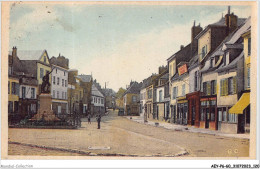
[41,68,54,94]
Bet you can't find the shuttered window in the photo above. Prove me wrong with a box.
[233,77,237,94]
[207,82,211,95]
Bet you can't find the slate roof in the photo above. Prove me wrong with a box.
[124,82,142,95]
[167,43,191,62]
[9,50,47,60]
[195,17,246,40]
[77,75,92,83]
[91,83,104,98]
[160,73,169,80]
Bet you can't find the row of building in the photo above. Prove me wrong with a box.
[8,48,115,124]
[120,7,251,134]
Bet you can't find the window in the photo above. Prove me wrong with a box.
[132,96,137,102]
[64,71,66,76]
[182,84,185,96]
[148,89,152,99]
[57,91,59,99]
[247,66,250,88]
[228,112,237,123]
[62,92,64,99]
[11,82,16,94]
[65,92,67,99]
[228,77,234,95]
[201,45,207,60]
[56,68,57,73]
[53,90,55,98]
[53,76,55,84]
[210,58,214,68]
[8,81,10,94]
[211,80,216,95]
[220,79,228,96]
[31,88,35,99]
[22,87,26,99]
[44,56,46,63]
[222,107,227,122]
[8,101,13,114]
[248,38,251,56]
[40,68,44,78]
[207,81,211,95]
[172,87,177,99]
[57,77,60,85]
[194,71,198,91]
[65,80,67,87]
[203,82,207,95]
[159,90,162,102]
[62,79,64,87]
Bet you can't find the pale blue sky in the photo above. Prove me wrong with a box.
[9,4,251,91]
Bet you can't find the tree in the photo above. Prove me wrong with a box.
[116,87,126,98]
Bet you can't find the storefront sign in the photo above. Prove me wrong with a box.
[178,64,188,75]
[200,97,216,101]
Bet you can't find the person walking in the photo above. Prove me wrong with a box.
[96,114,101,129]
[87,114,91,124]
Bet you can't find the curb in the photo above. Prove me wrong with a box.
[9,141,188,157]
[125,117,250,140]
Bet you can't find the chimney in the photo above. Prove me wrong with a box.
[12,46,17,57]
[191,21,203,41]
[225,6,238,35]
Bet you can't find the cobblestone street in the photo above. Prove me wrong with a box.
[8,110,249,157]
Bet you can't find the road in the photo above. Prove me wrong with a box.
[8,109,249,157]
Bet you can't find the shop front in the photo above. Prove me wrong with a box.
[186,91,201,127]
[200,96,217,130]
[176,96,188,125]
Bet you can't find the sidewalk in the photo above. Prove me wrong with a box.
[126,116,250,140]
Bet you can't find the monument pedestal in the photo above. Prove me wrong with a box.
[31,94,59,121]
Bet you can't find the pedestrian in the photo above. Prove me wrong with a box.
[96,114,101,129]
[87,114,91,124]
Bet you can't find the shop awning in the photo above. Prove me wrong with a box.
[229,93,250,114]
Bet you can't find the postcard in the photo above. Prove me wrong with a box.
[1,1,258,168]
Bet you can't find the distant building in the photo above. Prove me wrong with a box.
[91,81,105,115]
[68,69,84,116]
[102,88,116,109]
[123,81,142,116]
[77,74,93,115]
[50,54,69,119]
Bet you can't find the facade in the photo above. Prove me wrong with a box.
[91,81,105,115]
[50,55,69,119]
[102,88,116,109]
[123,81,142,116]
[68,69,84,117]
[18,76,38,120]
[228,25,251,133]
[171,64,190,125]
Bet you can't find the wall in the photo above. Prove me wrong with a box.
[51,65,68,101]
[19,85,37,99]
[243,33,251,90]
[92,95,105,107]
[189,66,200,93]
[169,59,176,78]
[37,63,51,85]
[198,29,211,62]
[156,86,164,102]
[8,78,19,102]
[217,71,237,106]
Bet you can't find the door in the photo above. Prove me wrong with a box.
[205,108,210,128]
[192,106,195,125]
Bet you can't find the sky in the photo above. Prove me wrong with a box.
[9,3,251,92]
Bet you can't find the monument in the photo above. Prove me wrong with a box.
[31,69,59,122]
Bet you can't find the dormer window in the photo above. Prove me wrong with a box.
[210,58,214,68]
[201,45,207,60]
[44,56,46,63]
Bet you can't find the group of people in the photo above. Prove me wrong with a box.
[87,114,102,129]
